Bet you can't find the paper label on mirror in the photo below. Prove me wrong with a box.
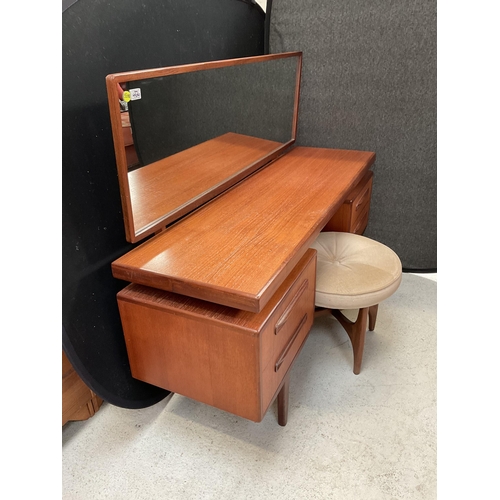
[129,88,142,101]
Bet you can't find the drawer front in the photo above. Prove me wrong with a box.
[352,202,370,234]
[273,278,312,362]
[352,174,372,215]
[261,250,316,414]
[274,311,309,373]
[349,174,372,233]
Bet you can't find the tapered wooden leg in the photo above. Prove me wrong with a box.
[368,304,379,331]
[277,371,290,426]
[332,308,369,375]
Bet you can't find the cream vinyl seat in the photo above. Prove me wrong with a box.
[310,232,402,374]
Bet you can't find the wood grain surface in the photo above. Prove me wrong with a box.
[112,147,375,312]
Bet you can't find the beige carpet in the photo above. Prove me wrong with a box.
[62,273,436,499]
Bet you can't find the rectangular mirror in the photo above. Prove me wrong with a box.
[106,52,302,243]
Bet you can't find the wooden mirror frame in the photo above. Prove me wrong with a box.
[106,52,302,243]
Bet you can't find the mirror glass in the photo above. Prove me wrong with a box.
[107,52,301,243]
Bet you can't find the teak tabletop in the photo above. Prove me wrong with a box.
[112,146,375,312]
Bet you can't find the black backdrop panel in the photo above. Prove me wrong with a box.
[62,0,265,409]
[128,57,297,166]
[269,0,436,270]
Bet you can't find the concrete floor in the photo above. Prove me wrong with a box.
[62,273,437,499]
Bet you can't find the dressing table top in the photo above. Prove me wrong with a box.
[112,146,375,313]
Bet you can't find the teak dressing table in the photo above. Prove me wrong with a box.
[106,52,375,426]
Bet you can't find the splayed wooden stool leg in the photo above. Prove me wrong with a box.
[368,304,379,331]
[331,308,369,375]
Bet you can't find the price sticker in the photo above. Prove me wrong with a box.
[129,88,142,101]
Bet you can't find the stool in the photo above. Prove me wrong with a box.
[310,232,402,374]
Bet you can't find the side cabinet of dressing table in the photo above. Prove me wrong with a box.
[105,53,376,425]
[322,170,373,235]
[117,249,316,424]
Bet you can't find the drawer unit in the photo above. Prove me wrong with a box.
[323,170,373,234]
[116,249,317,423]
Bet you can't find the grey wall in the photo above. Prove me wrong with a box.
[269,0,436,270]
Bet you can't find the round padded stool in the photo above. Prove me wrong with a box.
[310,232,402,374]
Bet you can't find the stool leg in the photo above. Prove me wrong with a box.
[314,307,332,318]
[277,371,290,426]
[368,304,379,331]
[332,308,369,375]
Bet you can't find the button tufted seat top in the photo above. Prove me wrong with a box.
[310,232,402,310]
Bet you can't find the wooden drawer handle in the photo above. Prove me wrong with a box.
[275,313,308,372]
[355,184,371,211]
[275,279,309,335]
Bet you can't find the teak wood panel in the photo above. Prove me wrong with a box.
[117,249,316,422]
[129,133,282,235]
[112,147,375,313]
[112,147,375,312]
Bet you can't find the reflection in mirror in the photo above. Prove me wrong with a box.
[106,52,301,243]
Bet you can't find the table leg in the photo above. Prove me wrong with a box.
[277,371,291,426]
